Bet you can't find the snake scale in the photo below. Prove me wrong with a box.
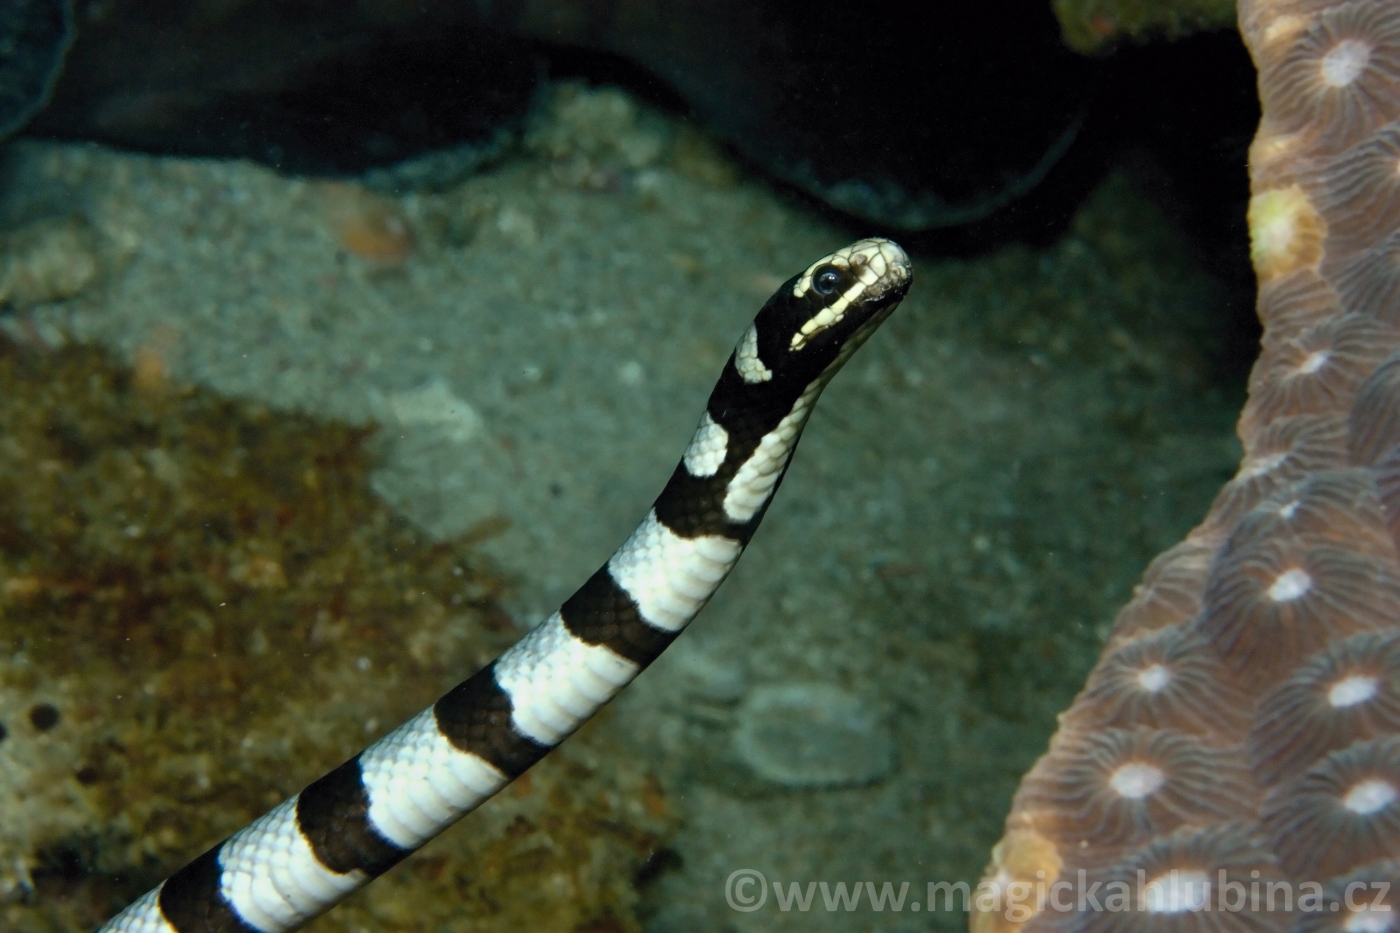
[96,237,913,933]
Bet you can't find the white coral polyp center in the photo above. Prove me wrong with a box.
[1344,778,1398,815]
[1321,39,1372,87]
[1268,568,1313,602]
[1109,762,1166,799]
[1298,350,1329,374]
[1143,870,1210,914]
[1241,452,1287,478]
[1136,664,1172,693]
[1329,674,1379,708]
[1346,905,1395,933]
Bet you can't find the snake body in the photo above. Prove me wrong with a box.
[97,238,912,933]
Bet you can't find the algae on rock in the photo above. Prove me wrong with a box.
[1053,0,1236,53]
[0,338,675,933]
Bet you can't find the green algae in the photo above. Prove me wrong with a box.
[1053,0,1237,53]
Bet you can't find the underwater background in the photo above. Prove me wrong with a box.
[0,2,1263,931]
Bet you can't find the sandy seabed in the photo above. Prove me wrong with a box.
[0,83,1243,932]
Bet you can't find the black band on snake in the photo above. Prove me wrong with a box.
[96,238,913,933]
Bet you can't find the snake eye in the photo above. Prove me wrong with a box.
[812,266,843,296]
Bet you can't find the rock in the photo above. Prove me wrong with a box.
[24,0,1090,229]
[672,649,749,705]
[448,0,1097,228]
[0,215,100,309]
[0,0,71,139]
[525,82,672,189]
[367,379,515,542]
[30,2,538,174]
[733,683,895,788]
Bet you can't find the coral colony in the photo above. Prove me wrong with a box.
[976,2,1400,931]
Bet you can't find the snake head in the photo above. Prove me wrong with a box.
[741,238,912,388]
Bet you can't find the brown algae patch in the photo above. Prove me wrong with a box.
[0,338,674,932]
